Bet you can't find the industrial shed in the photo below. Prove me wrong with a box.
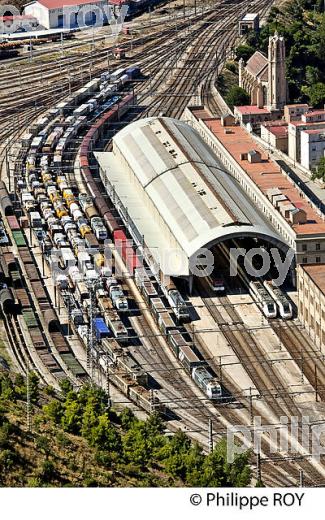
[96,117,288,280]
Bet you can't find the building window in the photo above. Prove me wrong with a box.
[303,257,308,263]
[316,256,321,263]
[302,244,307,251]
[316,243,321,251]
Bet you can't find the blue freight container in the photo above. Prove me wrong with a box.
[93,317,110,340]
[126,66,140,79]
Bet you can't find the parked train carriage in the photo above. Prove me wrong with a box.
[0,181,13,216]
[167,331,191,358]
[14,287,30,309]
[128,385,164,415]
[109,369,135,395]
[113,229,142,272]
[150,297,165,321]
[178,345,204,374]
[0,288,15,315]
[141,280,158,305]
[117,354,148,387]
[24,263,40,282]
[158,311,177,336]
[19,247,34,265]
[101,337,123,363]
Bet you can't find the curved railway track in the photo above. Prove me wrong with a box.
[2,0,319,486]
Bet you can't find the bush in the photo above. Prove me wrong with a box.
[0,449,17,472]
[225,86,250,108]
[225,61,238,74]
[235,44,255,62]
[38,459,56,483]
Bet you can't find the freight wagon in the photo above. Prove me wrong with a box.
[93,317,110,341]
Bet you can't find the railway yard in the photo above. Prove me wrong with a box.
[2,0,325,489]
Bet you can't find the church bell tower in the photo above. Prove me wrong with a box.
[267,32,287,111]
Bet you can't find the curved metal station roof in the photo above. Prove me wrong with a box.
[95,117,287,276]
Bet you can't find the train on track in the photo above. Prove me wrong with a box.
[134,268,223,400]
[9,64,170,414]
[7,61,225,407]
[263,280,293,319]
[218,241,293,319]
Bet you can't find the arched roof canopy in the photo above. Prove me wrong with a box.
[96,117,291,277]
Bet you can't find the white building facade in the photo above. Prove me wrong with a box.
[300,129,325,170]
[24,0,109,29]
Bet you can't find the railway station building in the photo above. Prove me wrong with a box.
[95,117,293,288]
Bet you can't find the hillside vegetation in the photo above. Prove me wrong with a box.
[0,369,252,487]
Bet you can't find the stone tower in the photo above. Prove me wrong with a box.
[267,32,287,110]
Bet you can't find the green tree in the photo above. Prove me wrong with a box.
[0,422,12,449]
[88,414,121,452]
[29,372,40,405]
[35,436,51,458]
[158,431,192,481]
[306,82,325,107]
[81,401,100,440]
[38,459,56,483]
[119,407,136,431]
[123,421,152,466]
[43,399,63,424]
[0,449,17,472]
[235,44,255,62]
[225,86,250,109]
[0,374,15,401]
[61,395,82,434]
[312,157,325,181]
[305,65,321,86]
[201,440,251,487]
[59,378,73,396]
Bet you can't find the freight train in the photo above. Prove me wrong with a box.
[11,65,169,415]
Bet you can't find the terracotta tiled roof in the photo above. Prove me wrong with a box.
[235,105,271,115]
[305,110,325,117]
[267,125,288,137]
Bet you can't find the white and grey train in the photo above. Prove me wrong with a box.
[218,241,289,319]
[263,280,293,319]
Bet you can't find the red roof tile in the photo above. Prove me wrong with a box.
[267,125,288,137]
[235,105,271,115]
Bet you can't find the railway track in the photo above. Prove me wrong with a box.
[2,0,319,485]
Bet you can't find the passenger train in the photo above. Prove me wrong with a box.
[218,241,278,319]
[206,273,225,293]
[249,281,277,319]
[263,280,293,319]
